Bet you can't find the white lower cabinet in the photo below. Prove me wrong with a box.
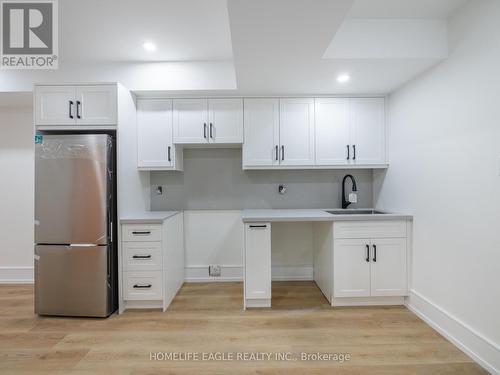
[370,238,407,296]
[120,213,184,312]
[244,223,271,308]
[332,220,409,306]
[333,239,371,298]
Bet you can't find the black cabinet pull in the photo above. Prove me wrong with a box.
[132,231,151,235]
[346,145,350,160]
[133,284,152,289]
[203,123,207,139]
[210,122,213,139]
[365,244,370,262]
[133,255,152,259]
[275,145,279,161]
[281,145,285,161]
[167,146,171,162]
[69,101,74,119]
[249,224,267,229]
[353,145,356,160]
[373,244,377,262]
[76,100,81,119]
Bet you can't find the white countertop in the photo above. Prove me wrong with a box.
[120,211,180,224]
[241,209,412,222]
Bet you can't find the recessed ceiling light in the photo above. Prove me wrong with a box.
[143,41,157,52]
[337,73,350,83]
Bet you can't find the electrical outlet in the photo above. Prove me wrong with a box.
[209,265,221,277]
[154,185,165,195]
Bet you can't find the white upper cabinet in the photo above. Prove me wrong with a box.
[35,86,77,126]
[208,99,243,143]
[315,97,386,167]
[279,98,315,166]
[173,99,208,144]
[315,98,350,165]
[243,99,280,167]
[350,98,386,165]
[75,85,117,125]
[137,99,182,171]
[173,98,243,144]
[35,85,117,127]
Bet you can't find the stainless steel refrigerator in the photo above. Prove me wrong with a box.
[34,133,117,317]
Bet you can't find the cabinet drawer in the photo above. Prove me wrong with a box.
[123,242,162,271]
[122,224,162,242]
[123,271,162,300]
[334,220,406,239]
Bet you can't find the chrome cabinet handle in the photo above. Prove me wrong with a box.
[167,146,171,162]
[353,145,356,160]
[275,145,279,161]
[346,145,350,160]
[76,100,81,119]
[204,123,207,139]
[372,244,377,262]
[133,284,152,289]
[249,224,267,229]
[210,122,213,139]
[365,244,370,262]
[281,145,285,161]
[69,101,74,119]
[132,255,152,259]
[132,231,151,235]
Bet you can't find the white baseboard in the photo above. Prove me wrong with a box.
[0,267,34,284]
[184,265,313,283]
[0,265,314,284]
[271,265,313,281]
[406,290,500,375]
[184,265,243,282]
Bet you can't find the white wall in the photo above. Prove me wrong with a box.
[0,94,34,282]
[374,0,500,371]
[182,210,315,282]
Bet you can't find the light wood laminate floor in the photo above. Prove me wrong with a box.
[0,282,487,374]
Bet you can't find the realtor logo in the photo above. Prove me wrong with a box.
[1,0,58,69]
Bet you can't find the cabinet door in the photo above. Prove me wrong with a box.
[315,98,350,165]
[243,99,280,167]
[75,85,117,125]
[137,99,174,169]
[35,86,76,126]
[279,98,315,166]
[333,239,371,297]
[173,99,208,144]
[350,98,386,165]
[370,238,407,296]
[208,99,243,143]
[245,223,271,300]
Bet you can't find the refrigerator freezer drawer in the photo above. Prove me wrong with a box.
[123,242,162,271]
[123,271,163,300]
[122,224,162,242]
[35,245,111,317]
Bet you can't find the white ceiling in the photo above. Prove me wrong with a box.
[0,0,470,94]
[60,0,233,62]
[348,0,468,18]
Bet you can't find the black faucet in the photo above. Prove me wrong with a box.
[342,174,358,209]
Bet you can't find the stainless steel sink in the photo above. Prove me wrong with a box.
[326,209,388,215]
